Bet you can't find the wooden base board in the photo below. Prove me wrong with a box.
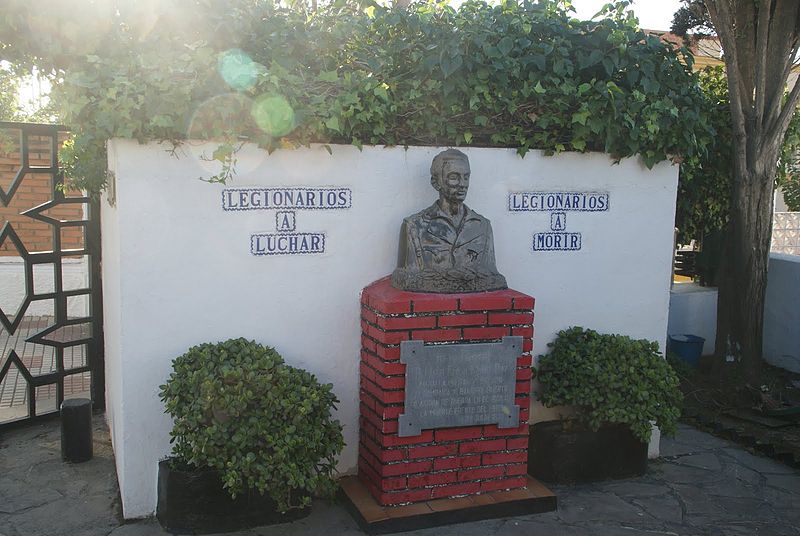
[339,476,557,534]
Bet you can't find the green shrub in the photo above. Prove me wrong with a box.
[536,327,682,442]
[159,338,344,512]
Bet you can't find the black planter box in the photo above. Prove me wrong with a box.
[156,460,310,534]
[527,421,648,484]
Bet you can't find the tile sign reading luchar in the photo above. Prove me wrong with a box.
[221,187,351,255]
[508,191,610,251]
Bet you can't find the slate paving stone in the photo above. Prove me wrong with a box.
[670,484,729,517]
[763,472,800,494]
[0,479,63,514]
[719,447,799,475]
[667,426,737,450]
[672,452,723,471]
[107,522,167,536]
[598,481,668,497]
[653,461,728,485]
[9,496,119,536]
[703,522,800,536]
[551,490,650,524]
[715,495,780,522]
[720,458,765,486]
[2,415,800,536]
[630,493,684,523]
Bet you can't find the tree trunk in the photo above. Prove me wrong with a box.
[703,0,800,374]
[714,159,776,373]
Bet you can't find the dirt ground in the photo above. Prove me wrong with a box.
[674,356,800,467]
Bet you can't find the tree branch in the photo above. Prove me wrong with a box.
[754,0,772,132]
[763,25,800,135]
[769,70,800,141]
[705,0,748,141]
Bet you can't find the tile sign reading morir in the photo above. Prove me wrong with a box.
[221,187,352,255]
[508,191,609,251]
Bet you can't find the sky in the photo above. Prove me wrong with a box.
[571,0,683,31]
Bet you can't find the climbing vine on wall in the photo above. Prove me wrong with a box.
[0,0,714,193]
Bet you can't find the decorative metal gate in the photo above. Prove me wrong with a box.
[0,121,104,427]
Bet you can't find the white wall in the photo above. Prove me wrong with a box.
[668,282,718,356]
[763,253,800,372]
[103,140,678,518]
[102,140,125,500]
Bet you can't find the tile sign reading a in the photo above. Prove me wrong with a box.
[398,336,522,437]
[221,187,351,256]
[508,191,609,252]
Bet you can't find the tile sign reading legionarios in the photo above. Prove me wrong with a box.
[508,191,610,251]
[221,187,352,255]
[398,336,522,437]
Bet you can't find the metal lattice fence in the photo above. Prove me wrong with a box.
[772,212,800,255]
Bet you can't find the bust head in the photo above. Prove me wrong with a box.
[391,148,507,293]
[430,149,470,205]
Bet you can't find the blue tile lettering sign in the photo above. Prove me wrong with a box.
[534,232,581,251]
[509,190,609,252]
[508,192,609,212]
[276,211,296,232]
[550,212,566,231]
[222,186,350,256]
[222,187,351,211]
[251,233,325,255]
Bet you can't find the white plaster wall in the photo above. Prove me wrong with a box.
[667,282,718,356]
[103,140,678,518]
[763,253,800,372]
[102,141,125,501]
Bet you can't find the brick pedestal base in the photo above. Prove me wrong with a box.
[359,277,535,506]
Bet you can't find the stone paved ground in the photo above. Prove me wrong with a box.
[1,416,799,536]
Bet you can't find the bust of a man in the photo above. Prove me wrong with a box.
[391,149,507,293]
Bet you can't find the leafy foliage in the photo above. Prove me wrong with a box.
[0,66,21,121]
[159,338,344,513]
[675,67,731,244]
[779,113,800,212]
[0,63,57,123]
[784,177,800,211]
[0,0,714,192]
[536,327,683,443]
[675,66,800,244]
[671,0,714,37]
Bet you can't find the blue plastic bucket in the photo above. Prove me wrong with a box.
[668,334,705,367]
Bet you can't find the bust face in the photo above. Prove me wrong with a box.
[435,158,471,204]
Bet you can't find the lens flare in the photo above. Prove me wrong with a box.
[218,49,265,92]
[186,93,266,176]
[187,93,254,140]
[251,95,295,137]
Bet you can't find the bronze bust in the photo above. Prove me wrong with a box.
[391,149,507,293]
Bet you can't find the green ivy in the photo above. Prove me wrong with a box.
[0,0,714,193]
[536,327,683,443]
[159,338,344,513]
[674,67,732,244]
[784,178,800,211]
[779,113,800,212]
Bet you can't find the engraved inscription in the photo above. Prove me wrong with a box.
[398,337,522,437]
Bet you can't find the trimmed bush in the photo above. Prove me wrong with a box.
[536,327,682,442]
[159,338,344,512]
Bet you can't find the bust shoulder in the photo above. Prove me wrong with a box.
[404,203,439,226]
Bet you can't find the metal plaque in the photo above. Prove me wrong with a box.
[398,336,522,437]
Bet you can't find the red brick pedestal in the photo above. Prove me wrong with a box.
[358,277,535,507]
